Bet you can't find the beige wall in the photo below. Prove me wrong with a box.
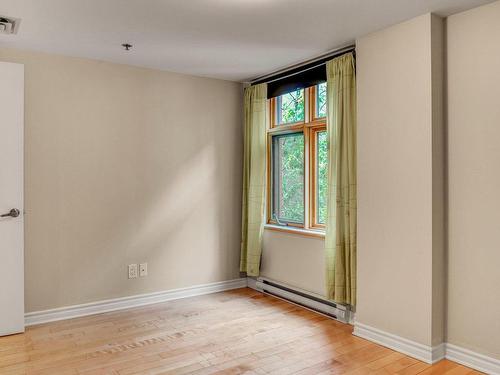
[261,230,325,296]
[0,48,243,313]
[446,0,500,360]
[356,14,445,347]
[430,14,446,349]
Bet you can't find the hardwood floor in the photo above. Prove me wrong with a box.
[0,288,481,375]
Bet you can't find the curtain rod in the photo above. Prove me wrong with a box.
[250,44,355,86]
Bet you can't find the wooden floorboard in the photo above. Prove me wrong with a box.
[0,288,482,375]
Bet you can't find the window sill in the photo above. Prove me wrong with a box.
[264,224,325,239]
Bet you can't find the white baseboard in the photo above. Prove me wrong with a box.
[246,277,259,291]
[25,278,248,326]
[354,323,500,374]
[433,344,447,363]
[353,322,445,364]
[446,343,500,375]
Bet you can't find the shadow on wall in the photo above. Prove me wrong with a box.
[66,138,242,301]
[28,109,242,307]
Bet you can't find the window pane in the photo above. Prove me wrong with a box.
[272,132,304,223]
[317,131,328,224]
[316,82,327,118]
[277,89,304,125]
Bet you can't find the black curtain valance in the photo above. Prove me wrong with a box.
[252,46,355,99]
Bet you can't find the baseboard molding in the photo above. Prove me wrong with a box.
[25,278,248,327]
[246,277,259,291]
[446,343,500,375]
[354,323,500,374]
[353,322,445,364]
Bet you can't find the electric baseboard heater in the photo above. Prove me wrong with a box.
[254,277,351,324]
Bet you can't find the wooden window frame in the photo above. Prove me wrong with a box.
[309,126,327,230]
[266,85,327,235]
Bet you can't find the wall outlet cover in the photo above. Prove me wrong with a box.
[139,263,148,277]
[128,264,138,279]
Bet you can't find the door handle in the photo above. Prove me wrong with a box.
[1,208,20,218]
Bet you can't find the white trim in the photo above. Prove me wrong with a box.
[433,343,446,363]
[25,278,248,326]
[354,323,500,374]
[348,311,356,325]
[446,343,500,375]
[264,224,325,238]
[353,322,445,364]
[246,277,260,291]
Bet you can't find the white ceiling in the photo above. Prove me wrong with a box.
[0,0,494,82]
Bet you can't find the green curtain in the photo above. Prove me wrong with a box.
[240,83,267,276]
[325,53,357,306]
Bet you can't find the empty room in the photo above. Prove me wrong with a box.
[0,0,499,374]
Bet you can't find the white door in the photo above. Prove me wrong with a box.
[0,62,24,336]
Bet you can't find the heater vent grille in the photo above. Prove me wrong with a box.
[255,277,352,324]
[0,16,21,35]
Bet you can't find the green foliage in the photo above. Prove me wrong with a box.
[317,131,328,223]
[279,89,304,124]
[276,133,304,222]
[317,82,327,118]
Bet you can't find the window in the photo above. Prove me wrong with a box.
[315,130,328,224]
[267,84,328,233]
[276,89,305,125]
[316,82,327,118]
[271,132,304,224]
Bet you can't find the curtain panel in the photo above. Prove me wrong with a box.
[324,53,357,306]
[240,83,267,276]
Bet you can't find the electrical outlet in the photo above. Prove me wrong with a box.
[139,263,148,277]
[128,264,138,279]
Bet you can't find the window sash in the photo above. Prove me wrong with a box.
[310,127,327,229]
[271,132,305,225]
[315,82,327,119]
[275,89,305,126]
